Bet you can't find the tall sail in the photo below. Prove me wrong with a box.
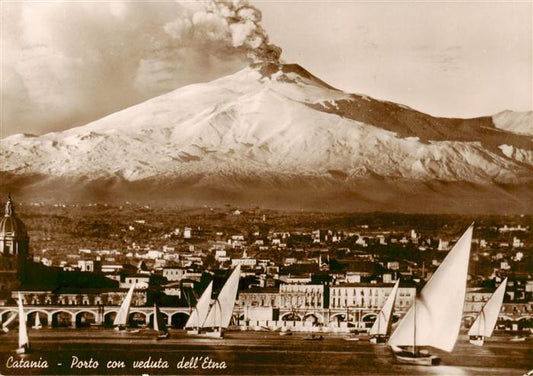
[17,294,29,349]
[153,304,168,333]
[389,224,473,352]
[468,278,507,338]
[369,280,400,336]
[185,281,213,329]
[33,312,42,329]
[113,284,136,327]
[203,265,241,329]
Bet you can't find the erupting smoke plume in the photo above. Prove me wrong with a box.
[1,0,282,137]
[206,0,282,63]
[163,0,282,64]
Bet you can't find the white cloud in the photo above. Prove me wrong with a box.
[1,0,280,137]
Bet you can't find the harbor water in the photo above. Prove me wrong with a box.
[0,329,531,375]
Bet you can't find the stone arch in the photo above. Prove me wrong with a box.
[129,310,148,328]
[303,313,322,325]
[148,311,169,329]
[51,310,74,328]
[26,309,50,328]
[281,312,302,321]
[391,313,401,324]
[171,312,189,329]
[330,313,347,323]
[74,310,97,328]
[361,313,377,322]
[103,310,119,328]
[1,309,18,324]
[360,313,377,328]
[26,309,49,316]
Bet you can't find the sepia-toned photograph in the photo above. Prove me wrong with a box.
[0,1,532,375]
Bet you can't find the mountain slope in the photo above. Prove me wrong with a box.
[492,110,533,136]
[1,64,532,213]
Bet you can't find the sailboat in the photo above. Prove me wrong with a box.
[388,224,474,366]
[185,281,214,335]
[113,284,138,332]
[2,312,17,333]
[152,304,169,339]
[32,312,42,330]
[369,279,400,344]
[201,265,241,338]
[468,277,507,346]
[17,293,30,354]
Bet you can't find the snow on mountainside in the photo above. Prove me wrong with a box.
[1,63,532,212]
[492,110,533,136]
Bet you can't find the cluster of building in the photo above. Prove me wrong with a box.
[0,196,531,332]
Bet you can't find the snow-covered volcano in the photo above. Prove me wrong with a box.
[1,64,532,213]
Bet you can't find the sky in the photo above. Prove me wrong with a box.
[1,0,531,138]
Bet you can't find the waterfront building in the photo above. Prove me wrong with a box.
[280,284,324,310]
[13,288,146,307]
[237,287,280,308]
[329,282,416,311]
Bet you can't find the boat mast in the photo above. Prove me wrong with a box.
[377,311,380,337]
[413,295,417,356]
[217,300,222,332]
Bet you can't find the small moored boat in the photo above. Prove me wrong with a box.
[369,279,400,344]
[468,278,507,346]
[32,312,42,330]
[113,284,139,333]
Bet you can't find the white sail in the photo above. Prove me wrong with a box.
[203,265,241,329]
[113,284,136,327]
[18,294,29,349]
[33,312,42,329]
[389,224,473,352]
[468,278,507,338]
[369,280,400,336]
[185,281,213,329]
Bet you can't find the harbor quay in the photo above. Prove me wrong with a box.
[1,303,530,333]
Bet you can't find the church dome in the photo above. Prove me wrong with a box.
[0,196,28,237]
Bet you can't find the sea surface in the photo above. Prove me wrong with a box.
[0,329,531,376]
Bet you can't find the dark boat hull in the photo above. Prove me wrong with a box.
[391,345,440,366]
